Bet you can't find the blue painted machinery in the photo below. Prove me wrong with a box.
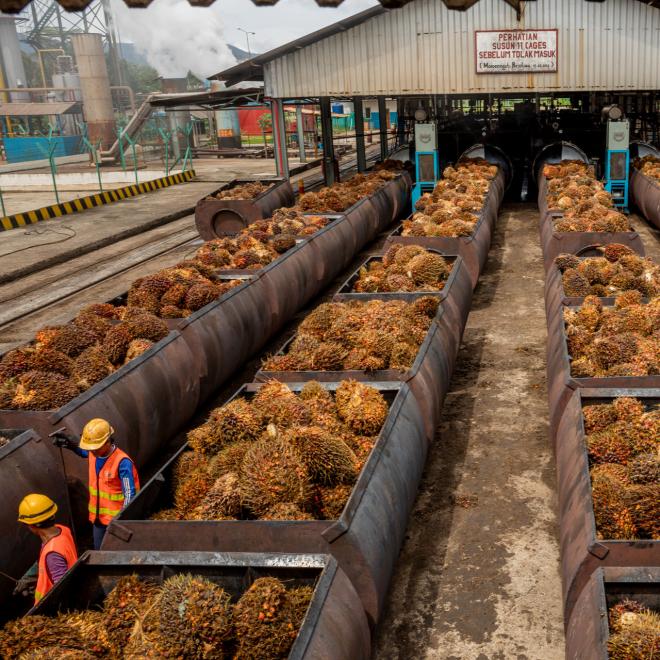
[412,123,439,207]
[603,113,630,211]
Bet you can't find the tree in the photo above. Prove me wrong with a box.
[124,61,161,94]
[257,112,272,153]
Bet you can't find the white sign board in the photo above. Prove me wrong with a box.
[475,30,558,74]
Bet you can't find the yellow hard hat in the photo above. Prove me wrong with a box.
[18,494,58,525]
[79,418,114,451]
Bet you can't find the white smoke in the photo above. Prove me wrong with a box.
[111,0,237,80]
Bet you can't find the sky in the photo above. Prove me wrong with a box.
[111,0,379,80]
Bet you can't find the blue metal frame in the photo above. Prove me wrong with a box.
[412,150,439,207]
[604,149,630,211]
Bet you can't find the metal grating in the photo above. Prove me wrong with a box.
[2,0,659,15]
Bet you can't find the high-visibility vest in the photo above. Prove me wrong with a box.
[88,447,140,525]
[35,524,77,603]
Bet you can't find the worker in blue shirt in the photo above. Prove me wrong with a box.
[52,419,140,550]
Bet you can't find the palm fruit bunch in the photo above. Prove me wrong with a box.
[153,380,388,522]
[233,577,313,659]
[209,181,271,201]
[564,295,660,377]
[352,245,451,293]
[2,573,312,659]
[126,261,241,318]
[127,574,233,659]
[554,247,659,298]
[402,158,496,238]
[0,305,168,410]
[292,169,396,214]
[583,397,659,540]
[544,161,632,231]
[607,599,660,659]
[634,154,660,183]
[0,615,92,659]
[262,297,438,372]
[102,574,160,656]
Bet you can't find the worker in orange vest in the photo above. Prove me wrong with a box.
[53,418,140,550]
[15,494,78,604]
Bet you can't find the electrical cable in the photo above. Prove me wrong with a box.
[0,224,77,259]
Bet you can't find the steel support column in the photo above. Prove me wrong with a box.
[296,104,306,163]
[271,98,289,178]
[396,97,406,150]
[378,96,388,161]
[320,96,336,186]
[353,97,367,173]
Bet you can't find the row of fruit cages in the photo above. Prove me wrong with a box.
[100,157,507,635]
[536,160,659,657]
[0,167,412,502]
[1,551,371,660]
[630,153,660,230]
[537,159,645,271]
[0,155,502,653]
[195,161,412,241]
[382,156,507,289]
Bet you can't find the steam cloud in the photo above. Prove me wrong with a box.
[111,0,237,79]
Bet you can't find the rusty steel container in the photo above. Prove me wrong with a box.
[103,382,427,627]
[0,331,201,497]
[30,550,371,660]
[334,252,473,383]
[545,300,660,440]
[383,169,505,289]
[256,289,467,443]
[565,566,660,660]
[537,210,645,272]
[532,140,589,183]
[195,178,295,239]
[543,248,633,321]
[176,196,401,404]
[630,167,660,230]
[369,171,413,226]
[0,428,74,622]
[555,389,660,628]
[459,143,513,189]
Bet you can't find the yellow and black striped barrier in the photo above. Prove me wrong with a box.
[0,170,196,232]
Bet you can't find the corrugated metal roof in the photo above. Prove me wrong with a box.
[0,101,81,116]
[236,0,660,97]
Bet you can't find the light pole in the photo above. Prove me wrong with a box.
[237,28,255,58]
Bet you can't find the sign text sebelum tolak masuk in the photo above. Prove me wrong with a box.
[475,30,558,74]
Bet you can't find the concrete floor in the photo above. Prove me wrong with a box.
[373,204,565,660]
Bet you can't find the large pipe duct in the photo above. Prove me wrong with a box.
[71,33,115,149]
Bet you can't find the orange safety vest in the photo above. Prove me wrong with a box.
[35,524,77,604]
[88,447,140,525]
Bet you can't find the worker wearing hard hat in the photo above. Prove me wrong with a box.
[15,494,77,604]
[52,418,140,550]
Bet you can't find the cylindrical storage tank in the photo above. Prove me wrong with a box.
[532,141,589,184]
[215,108,241,149]
[103,383,428,628]
[194,178,296,238]
[0,428,74,622]
[0,15,29,101]
[554,388,660,626]
[71,34,115,149]
[565,567,660,660]
[629,141,660,230]
[29,551,371,660]
[459,143,513,190]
